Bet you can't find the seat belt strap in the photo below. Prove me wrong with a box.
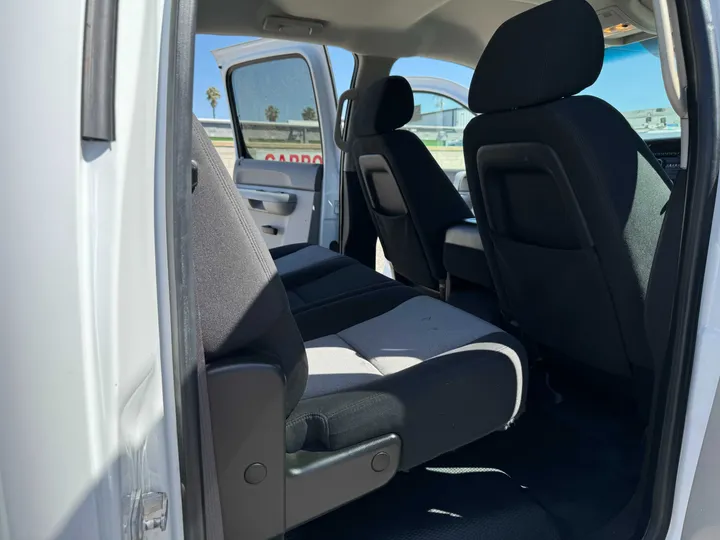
[645,168,688,367]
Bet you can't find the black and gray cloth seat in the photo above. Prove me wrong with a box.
[191,114,528,474]
[352,76,473,291]
[269,243,396,312]
[463,0,671,395]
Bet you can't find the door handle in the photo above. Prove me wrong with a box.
[238,188,297,216]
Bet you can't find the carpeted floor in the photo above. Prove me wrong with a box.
[288,364,645,539]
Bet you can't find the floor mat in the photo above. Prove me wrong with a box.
[288,468,561,540]
[288,365,644,540]
[431,365,645,538]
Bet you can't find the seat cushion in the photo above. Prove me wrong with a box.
[270,243,343,275]
[270,243,398,312]
[286,291,527,470]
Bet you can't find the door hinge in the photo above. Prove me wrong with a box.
[127,490,169,539]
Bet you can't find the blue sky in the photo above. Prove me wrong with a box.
[193,34,671,121]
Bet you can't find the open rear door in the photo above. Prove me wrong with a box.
[212,40,340,249]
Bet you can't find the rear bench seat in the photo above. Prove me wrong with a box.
[269,243,397,312]
[191,115,528,533]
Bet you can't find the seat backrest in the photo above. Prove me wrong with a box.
[191,115,308,414]
[462,0,671,389]
[352,76,472,289]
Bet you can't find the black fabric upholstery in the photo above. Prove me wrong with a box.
[269,244,399,312]
[289,468,561,540]
[645,169,687,366]
[464,91,670,386]
[444,243,493,289]
[353,76,415,137]
[443,222,494,290]
[269,242,315,260]
[193,112,528,494]
[294,286,421,342]
[279,255,398,312]
[191,116,308,413]
[468,0,603,114]
[352,80,473,288]
[286,331,526,470]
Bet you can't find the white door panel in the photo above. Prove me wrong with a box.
[235,160,322,249]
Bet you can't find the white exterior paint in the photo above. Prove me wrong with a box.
[667,0,720,532]
[0,0,182,538]
[670,185,720,540]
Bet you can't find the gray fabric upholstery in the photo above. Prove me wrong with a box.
[301,295,525,415]
[288,326,527,470]
[337,296,502,375]
[304,296,507,395]
[191,116,308,412]
[468,0,603,114]
[304,334,383,398]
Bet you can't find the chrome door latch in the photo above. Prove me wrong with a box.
[128,491,168,539]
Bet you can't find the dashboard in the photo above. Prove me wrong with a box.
[646,137,682,183]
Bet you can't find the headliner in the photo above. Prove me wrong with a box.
[197,0,656,67]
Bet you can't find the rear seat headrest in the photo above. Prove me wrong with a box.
[353,76,414,137]
[468,0,604,114]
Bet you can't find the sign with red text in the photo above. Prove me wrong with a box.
[262,151,323,164]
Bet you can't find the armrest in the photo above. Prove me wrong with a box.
[444,221,493,289]
[445,219,484,251]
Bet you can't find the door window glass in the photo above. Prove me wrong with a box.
[391,57,474,174]
[230,56,323,163]
[402,91,472,172]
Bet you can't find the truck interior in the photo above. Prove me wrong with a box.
[172,0,717,538]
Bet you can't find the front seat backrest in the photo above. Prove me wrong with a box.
[352,76,473,290]
[463,0,671,393]
[191,115,308,414]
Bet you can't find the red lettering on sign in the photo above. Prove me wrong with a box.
[264,153,322,163]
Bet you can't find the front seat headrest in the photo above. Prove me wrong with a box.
[468,0,604,114]
[353,76,414,137]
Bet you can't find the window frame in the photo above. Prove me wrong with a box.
[225,53,325,162]
[402,89,473,150]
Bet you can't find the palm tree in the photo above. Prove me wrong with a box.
[301,106,317,121]
[265,105,279,122]
[206,87,221,119]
